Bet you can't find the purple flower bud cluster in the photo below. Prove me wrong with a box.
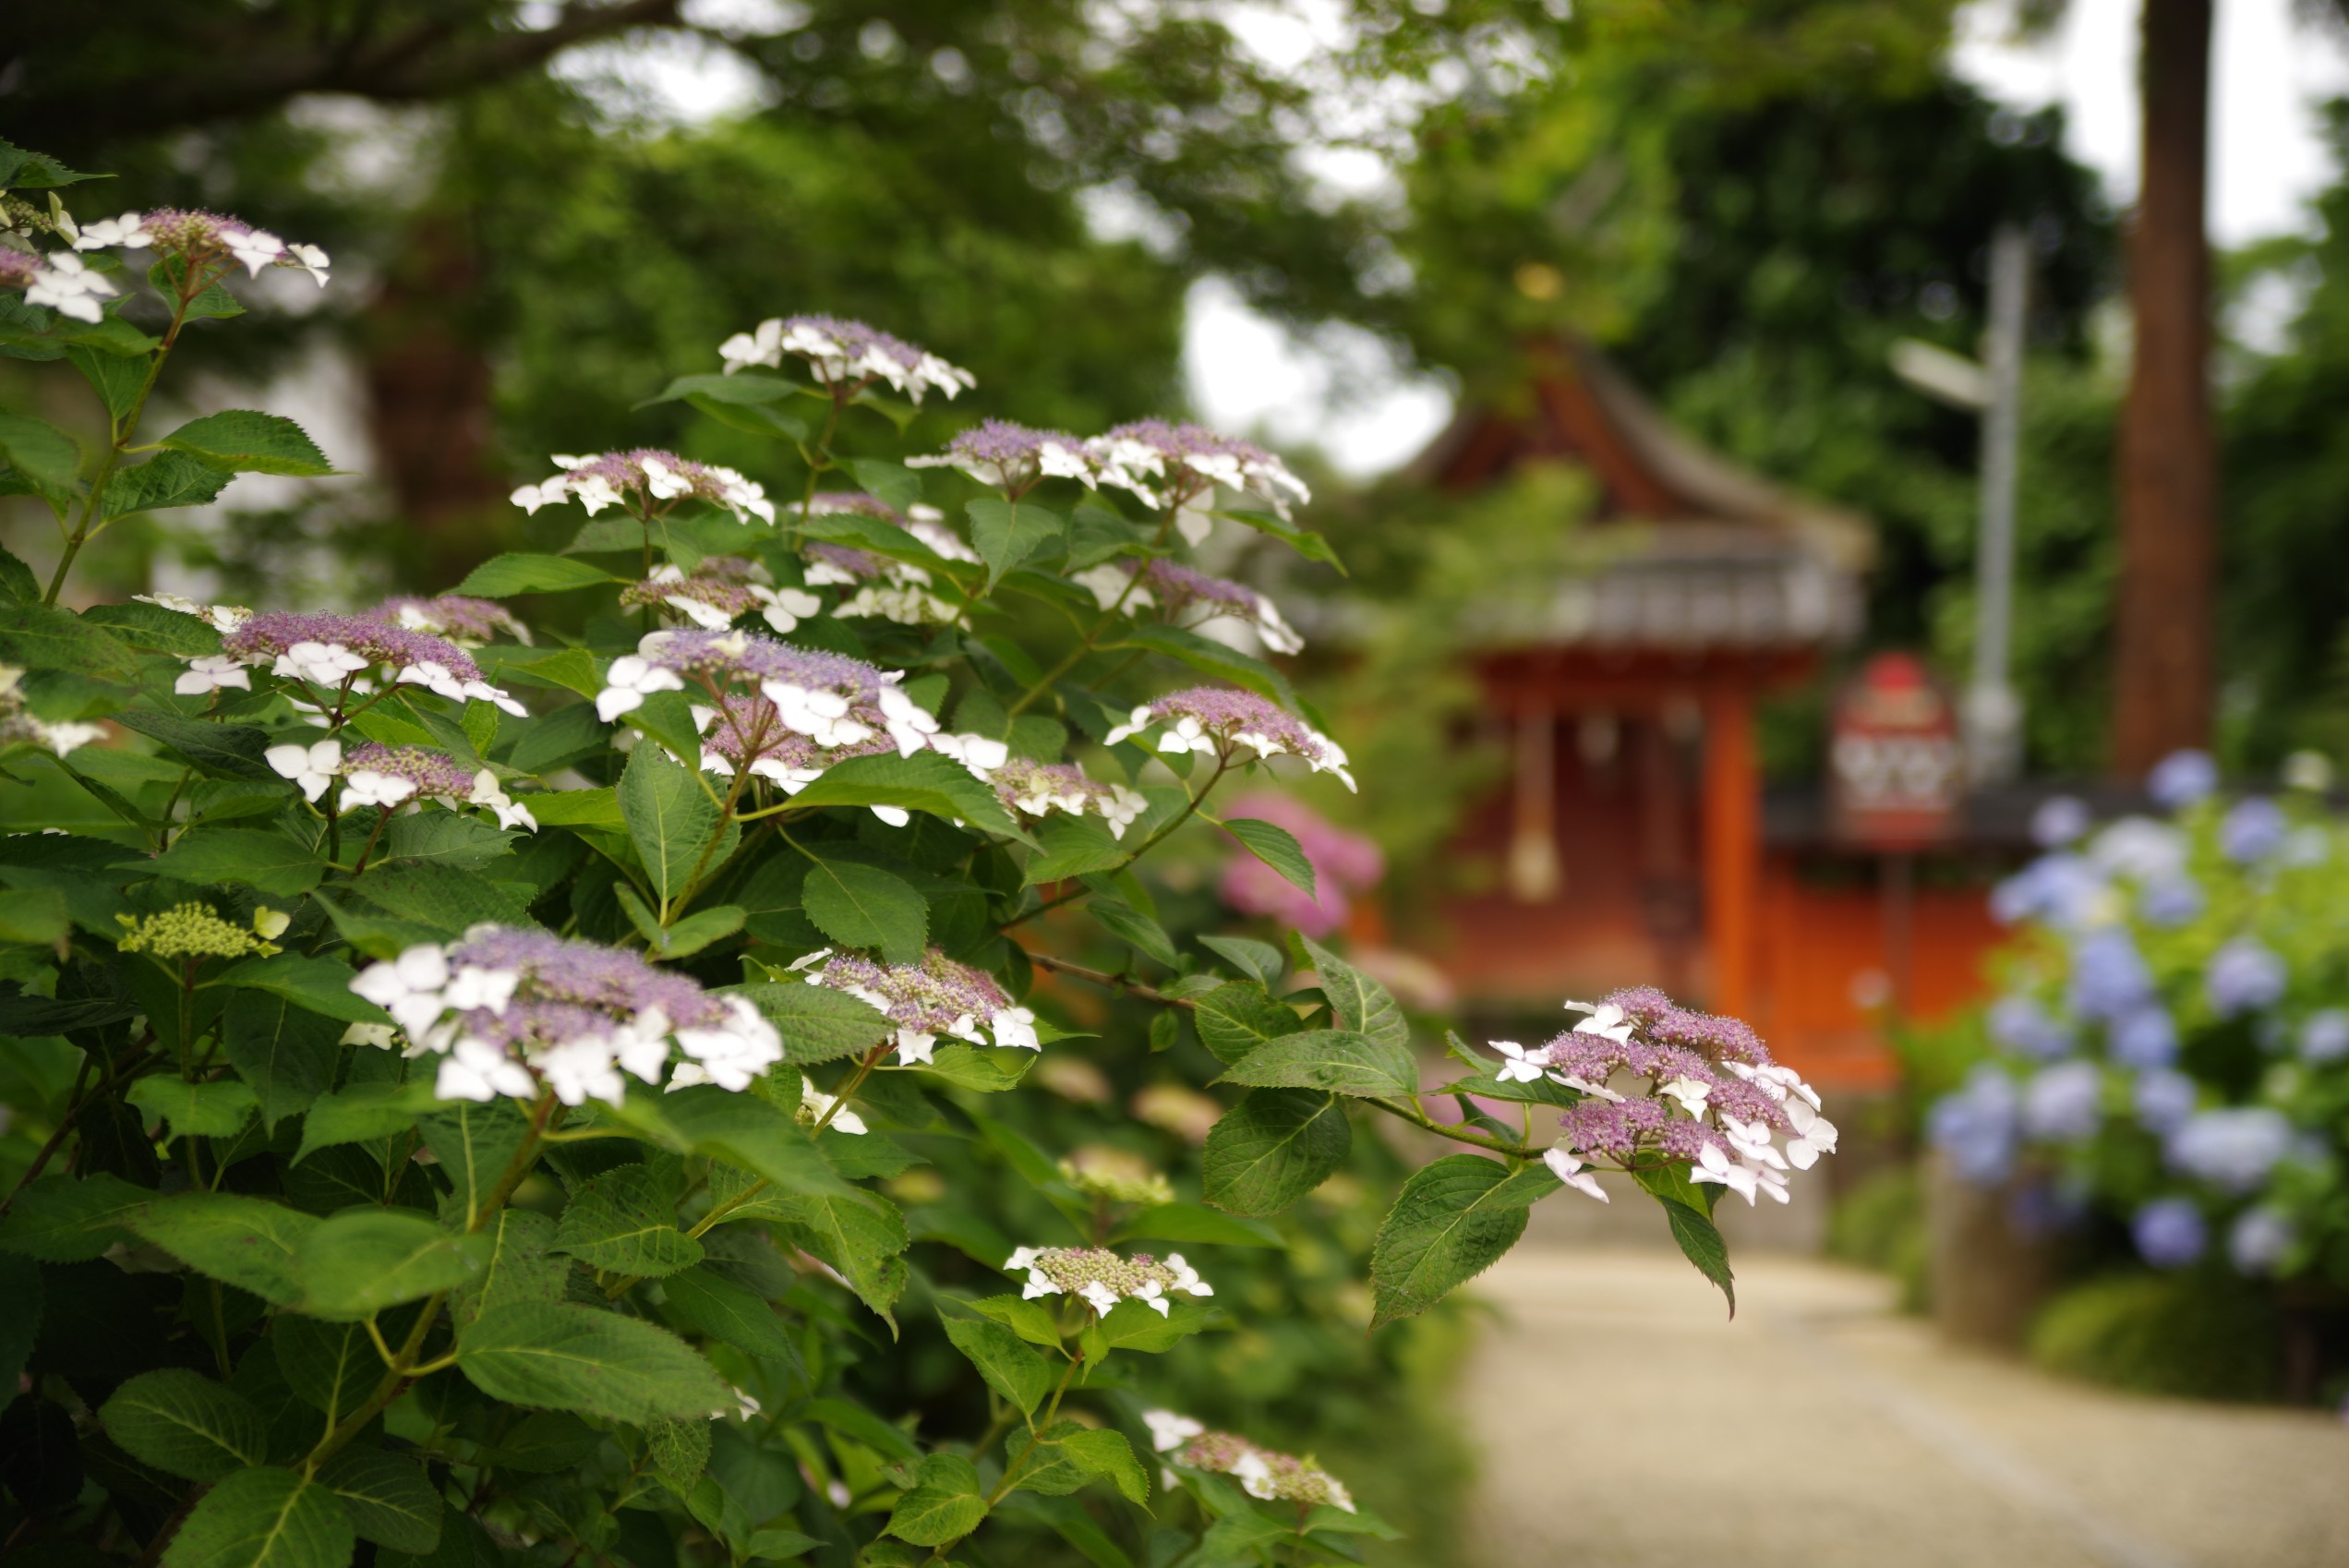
[796,947,1037,1062]
[1078,560,1305,655]
[226,611,484,684]
[342,743,478,800]
[140,208,329,285]
[718,316,973,402]
[1088,419,1311,519]
[694,693,895,782]
[1004,1245,1211,1316]
[350,926,781,1106]
[375,595,531,646]
[511,450,774,525]
[908,419,1094,496]
[1159,1425,1354,1512]
[1493,991,1832,1209]
[1105,686,1354,790]
[992,758,1148,839]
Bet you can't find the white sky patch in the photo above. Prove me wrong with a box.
[1953,0,2349,247]
[1183,277,1453,479]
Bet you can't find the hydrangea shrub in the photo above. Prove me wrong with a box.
[1933,750,2349,1282]
[0,143,1833,1568]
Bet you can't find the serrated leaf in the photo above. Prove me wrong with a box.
[1061,1429,1148,1506]
[97,1369,267,1483]
[102,450,235,517]
[133,1192,317,1305]
[1298,935,1407,1053]
[552,1165,703,1278]
[223,990,343,1131]
[768,1188,908,1330]
[620,742,721,904]
[295,1209,476,1321]
[800,856,925,964]
[1201,1090,1352,1218]
[454,1208,566,1328]
[1090,899,1176,968]
[0,602,134,678]
[935,1297,1054,1414]
[0,411,81,496]
[293,1080,437,1164]
[1114,1200,1282,1248]
[132,826,323,899]
[660,1266,801,1366]
[160,410,334,476]
[419,1099,531,1230]
[1021,815,1127,885]
[0,1173,153,1260]
[1191,981,1303,1065]
[967,1294,1063,1348]
[453,553,621,599]
[318,1449,441,1553]
[725,983,890,1066]
[1218,817,1318,899]
[1660,1198,1735,1316]
[206,954,390,1025]
[966,499,1065,585]
[784,750,1027,841]
[125,1077,256,1140]
[1078,1296,1207,1357]
[1219,507,1345,573]
[847,457,921,513]
[273,1316,378,1423]
[1368,1154,1560,1328]
[114,711,280,781]
[161,1465,353,1568]
[1214,1029,1415,1098]
[885,1453,987,1547]
[1112,623,1295,708]
[457,1301,729,1422]
[1198,935,1283,987]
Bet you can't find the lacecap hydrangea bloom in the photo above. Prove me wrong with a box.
[350,926,781,1106]
[907,419,1097,497]
[717,314,974,403]
[263,740,536,828]
[1072,558,1305,655]
[200,611,526,714]
[1105,686,1355,791]
[1143,1412,1355,1512]
[790,947,1037,1064]
[511,450,775,525]
[139,207,330,286]
[622,561,822,633]
[596,629,932,754]
[1486,988,1835,1207]
[1086,418,1312,529]
[376,595,531,646]
[1003,1246,1211,1317]
[990,757,1149,838]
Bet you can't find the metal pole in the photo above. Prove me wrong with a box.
[1964,223,2029,785]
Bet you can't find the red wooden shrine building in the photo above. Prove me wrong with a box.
[1403,341,2007,1091]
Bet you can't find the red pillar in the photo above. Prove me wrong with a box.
[1702,689,1758,1019]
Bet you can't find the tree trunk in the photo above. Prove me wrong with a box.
[2113,0,2216,773]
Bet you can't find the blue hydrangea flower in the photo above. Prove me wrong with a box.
[2132,1069,2198,1136]
[2138,876,2204,927]
[2205,938,2286,1018]
[2219,797,2287,864]
[1929,1065,2019,1186]
[2020,1060,2102,1142]
[1990,853,2104,930]
[2132,1198,2207,1268]
[2227,1207,2295,1275]
[2299,1009,2349,1064]
[2147,749,2218,811]
[2166,1107,2294,1194]
[2109,1007,2178,1069]
[1988,995,2073,1059]
[2066,929,2151,1021]
[2030,795,2091,848]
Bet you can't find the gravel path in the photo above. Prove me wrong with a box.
[1454,1248,2349,1568]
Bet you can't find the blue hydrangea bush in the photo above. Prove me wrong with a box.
[0,144,1832,1568]
[1933,748,2349,1281]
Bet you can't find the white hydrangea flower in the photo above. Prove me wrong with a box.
[597,655,689,722]
[266,739,343,802]
[173,656,250,696]
[1542,1148,1610,1203]
[1488,1040,1546,1084]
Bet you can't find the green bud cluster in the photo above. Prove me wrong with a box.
[115,903,276,959]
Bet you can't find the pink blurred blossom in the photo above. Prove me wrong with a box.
[1215,792,1384,937]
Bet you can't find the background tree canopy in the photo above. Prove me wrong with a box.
[7,0,2349,784]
